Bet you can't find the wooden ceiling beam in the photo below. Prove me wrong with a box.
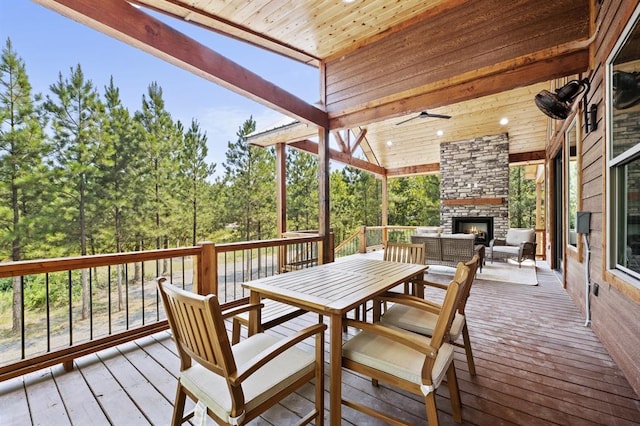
[350,128,367,155]
[289,140,386,176]
[33,0,328,128]
[509,150,546,164]
[333,131,349,153]
[386,163,440,178]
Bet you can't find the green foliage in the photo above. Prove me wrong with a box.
[0,278,12,292]
[509,166,537,228]
[176,119,216,244]
[21,273,81,310]
[287,149,318,230]
[222,118,276,241]
[388,175,440,226]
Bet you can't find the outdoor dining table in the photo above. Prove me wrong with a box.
[242,257,428,425]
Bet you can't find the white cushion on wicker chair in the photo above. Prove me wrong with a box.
[505,228,535,246]
[416,226,441,235]
[342,326,454,388]
[180,333,315,423]
[380,303,465,340]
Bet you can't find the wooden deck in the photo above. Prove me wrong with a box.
[1,261,639,425]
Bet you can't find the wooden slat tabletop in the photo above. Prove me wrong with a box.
[242,259,427,314]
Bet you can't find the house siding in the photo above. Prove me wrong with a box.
[560,0,640,396]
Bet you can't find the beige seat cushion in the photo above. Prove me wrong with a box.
[491,245,520,255]
[342,325,454,389]
[380,303,465,340]
[180,333,314,423]
[505,228,535,246]
[416,226,441,235]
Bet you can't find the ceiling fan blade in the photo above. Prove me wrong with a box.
[425,112,452,119]
[395,115,421,125]
[396,110,452,125]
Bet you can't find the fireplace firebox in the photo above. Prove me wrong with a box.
[452,217,494,246]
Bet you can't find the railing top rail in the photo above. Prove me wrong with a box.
[0,235,325,278]
[216,235,322,253]
[0,246,203,278]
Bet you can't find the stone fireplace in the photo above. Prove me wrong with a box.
[440,134,510,240]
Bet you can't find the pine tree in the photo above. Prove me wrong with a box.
[176,119,216,245]
[44,64,106,319]
[223,117,276,241]
[330,169,355,243]
[509,166,536,228]
[0,38,48,332]
[286,148,318,230]
[101,77,146,309]
[134,82,178,273]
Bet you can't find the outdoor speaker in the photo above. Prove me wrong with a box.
[577,211,591,234]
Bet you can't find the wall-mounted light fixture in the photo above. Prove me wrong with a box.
[535,78,598,133]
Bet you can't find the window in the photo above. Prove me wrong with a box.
[566,120,579,248]
[609,6,640,279]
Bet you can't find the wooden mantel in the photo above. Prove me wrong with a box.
[442,197,505,206]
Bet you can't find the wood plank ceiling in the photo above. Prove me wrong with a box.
[33,0,592,176]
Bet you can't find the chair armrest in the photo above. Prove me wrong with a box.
[490,238,506,247]
[412,278,448,291]
[221,302,264,320]
[233,323,327,383]
[343,319,437,357]
[518,241,536,255]
[377,292,441,314]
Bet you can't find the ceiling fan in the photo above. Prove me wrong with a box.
[395,111,451,125]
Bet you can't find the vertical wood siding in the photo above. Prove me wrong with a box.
[564,0,640,397]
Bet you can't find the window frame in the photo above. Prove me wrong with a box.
[606,2,640,284]
[566,118,580,251]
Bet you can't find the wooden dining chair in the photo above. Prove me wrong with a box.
[379,255,480,376]
[156,278,326,426]
[341,264,468,425]
[384,241,427,294]
[349,241,427,327]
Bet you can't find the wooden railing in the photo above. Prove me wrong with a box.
[334,225,418,258]
[0,225,546,383]
[0,234,325,382]
[535,228,547,259]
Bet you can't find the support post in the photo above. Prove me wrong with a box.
[382,174,388,245]
[195,241,216,296]
[318,127,331,263]
[276,143,287,271]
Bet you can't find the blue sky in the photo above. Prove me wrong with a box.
[0,1,319,176]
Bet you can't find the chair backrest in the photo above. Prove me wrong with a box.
[430,263,468,349]
[457,254,480,315]
[384,242,426,265]
[157,278,237,387]
[440,233,476,261]
[505,228,535,246]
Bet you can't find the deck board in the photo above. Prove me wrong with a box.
[1,260,639,425]
[23,369,69,425]
[51,362,109,425]
[78,351,151,425]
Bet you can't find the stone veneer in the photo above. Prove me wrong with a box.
[440,133,510,238]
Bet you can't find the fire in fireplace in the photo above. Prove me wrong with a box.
[452,217,494,246]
